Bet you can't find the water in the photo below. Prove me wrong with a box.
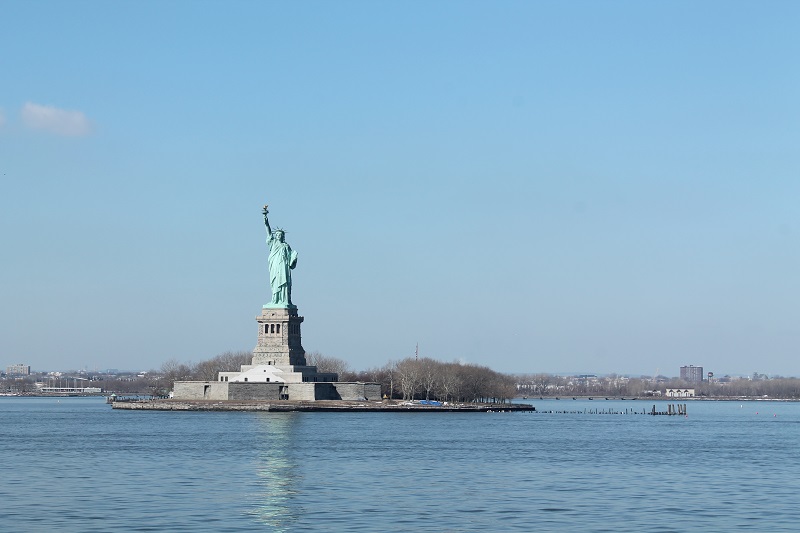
[2,397,799,532]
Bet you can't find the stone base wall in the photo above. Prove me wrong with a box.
[173,381,229,400]
[173,380,381,402]
[228,382,282,401]
[288,383,343,401]
[363,383,382,400]
[290,383,321,401]
[291,382,381,401]
[334,382,382,401]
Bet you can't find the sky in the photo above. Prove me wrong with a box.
[1,1,798,377]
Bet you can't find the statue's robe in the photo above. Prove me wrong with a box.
[267,234,297,304]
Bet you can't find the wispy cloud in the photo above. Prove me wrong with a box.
[21,102,91,137]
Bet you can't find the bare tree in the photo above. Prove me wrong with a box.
[193,350,251,381]
[158,358,195,393]
[396,358,422,400]
[458,364,490,403]
[382,360,397,399]
[419,358,440,400]
[306,351,350,377]
[439,362,463,402]
[531,373,551,397]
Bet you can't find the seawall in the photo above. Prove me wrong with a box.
[111,399,535,412]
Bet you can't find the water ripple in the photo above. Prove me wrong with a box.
[3,398,800,531]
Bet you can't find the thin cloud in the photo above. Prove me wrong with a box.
[21,102,91,137]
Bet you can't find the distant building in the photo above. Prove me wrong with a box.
[666,388,695,398]
[6,364,31,376]
[680,365,703,383]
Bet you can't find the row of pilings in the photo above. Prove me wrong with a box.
[532,404,688,416]
[654,403,688,416]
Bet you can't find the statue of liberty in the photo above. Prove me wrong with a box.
[262,205,298,308]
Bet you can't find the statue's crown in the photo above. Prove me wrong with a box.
[273,227,286,233]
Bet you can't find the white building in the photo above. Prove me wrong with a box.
[665,388,695,398]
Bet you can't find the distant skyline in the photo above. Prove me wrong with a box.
[0,361,783,380]
[2,2,798,377]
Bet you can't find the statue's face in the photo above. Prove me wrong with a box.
[275,231,285,242]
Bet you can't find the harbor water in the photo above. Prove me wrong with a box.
[1,397,799,532]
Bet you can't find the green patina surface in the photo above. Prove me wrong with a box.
[262,205,297,309]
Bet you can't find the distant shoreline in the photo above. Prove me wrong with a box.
[522,395,800,402]
[3,393,798,403]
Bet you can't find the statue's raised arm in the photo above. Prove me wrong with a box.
[262,205,272,236]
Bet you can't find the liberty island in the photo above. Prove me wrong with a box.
[112,204,534,411]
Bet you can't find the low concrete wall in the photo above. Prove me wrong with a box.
[364,383,381,400]
[278,382,382,401]
[172,380,381,401]
[316,383,340,400]
[290,383,343,400]
[290,383,318,401]
[333,382,382,401]
[173,381,229,400]
[228,382,282,401]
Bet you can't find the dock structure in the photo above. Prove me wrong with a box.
[111,399,688,416]
[111,399,536,412]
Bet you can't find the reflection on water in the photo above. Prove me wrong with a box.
[248,413,304,530]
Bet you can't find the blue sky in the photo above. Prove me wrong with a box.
[1,2,798,377]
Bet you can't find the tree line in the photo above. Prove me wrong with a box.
[151,351,252,395]
[308,355,518,403]
[515,373,800,399]
[144,351,518,402]
[11,349,799,401]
